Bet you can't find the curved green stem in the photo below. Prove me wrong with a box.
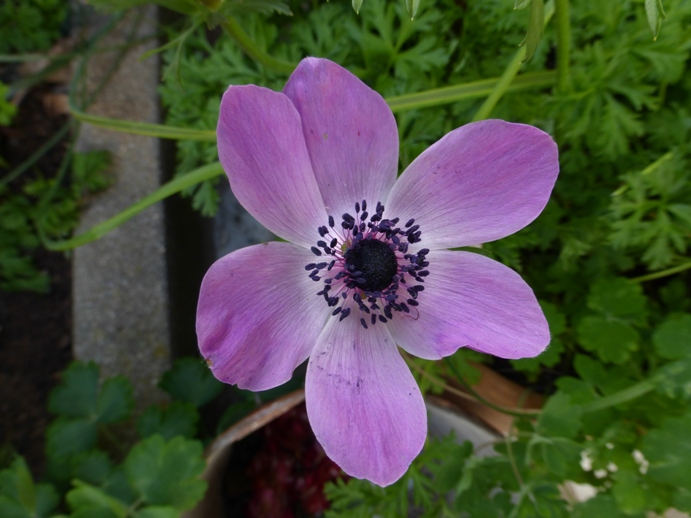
[443,358,540,418]
[629,261,691,283]
[220,18,295,75]
[555,0,572,92]
[471,0,555,121]
[42,162,224,251]
[580,377,659,413]
[387,71,555,113]
[69,101,216,141]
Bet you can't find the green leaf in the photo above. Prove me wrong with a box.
[0,457,59,517]
[586,278,647,320]
[48,362,100,419]
[159,358,222,407]
[124,436,206,510]
[66,481,129,518]
[137,402,199,440]
[352,0,364,14]
[537,392,582,439]
[642,412,691,490]
[540,438,583,478]
[653,313,691,360]
[576,316,639,364]
[520,0,544,62]
[133,506,181,518]
[96,376,134,424]
[514,0,531,9]
[215,400,255,434]
[611,471,648,514]
[46,418,97,459]
[405,0,420,19]
[71,450,113,486]
[572,494,639,518]
[645,0,666,39]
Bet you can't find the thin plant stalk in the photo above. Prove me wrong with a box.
[555,0,572,92]
[220,18,295,75]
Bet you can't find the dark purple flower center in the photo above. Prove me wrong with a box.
[305,200,429,330]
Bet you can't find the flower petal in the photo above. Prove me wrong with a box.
[217,85,328,248]
[306,313,426,486]
[197,242,329,391]
[386,120,559,249]
[388,250,550,360]
[283,58,399,218]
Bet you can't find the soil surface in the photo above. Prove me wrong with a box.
[0,81,73,477]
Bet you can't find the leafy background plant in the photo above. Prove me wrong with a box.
[3,0,691,516]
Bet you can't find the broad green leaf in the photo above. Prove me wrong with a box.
[537,392,582,439]
[48,362,99,419]
[656,360,691,401]
[133,506,180,518]
[645,0,666,39]
[572,494,639,517]
[137,402,199,440]
[124,436,206,510]
[540,438,582,478]
[0,458,58,517]
[159,358,222,407]
[653,313,691,360]
[612,471,648,514]
[66,481,128,518]
[576,316,639,364]
[71,451,113,486]
[642,412,691,490]
[96,376,134,424]
[46,418,97,459]
[586,278,647,320]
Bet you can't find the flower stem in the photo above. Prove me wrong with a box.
[443,357,541,418]
[220,18,295,75]
[580,377,659,413]
[471,0,555,121]
[42,162,225,251]
[629,261,691,283]
[555,0,572,92]
[387,71,555,113]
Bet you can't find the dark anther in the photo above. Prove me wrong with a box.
[378,315,387,323]
[371,314,377,325]
[355,202,360,212]
[332,307,342,316]
[362,200,367,211]
[360,318,368,329]
[339,308,351,321]
[330,238,338,248]
[319,226,328,237]
[408,299,419,306]
[405,218,415,228]
[328,215,335,227]
[305,263,316,270]
[310,247,322,256]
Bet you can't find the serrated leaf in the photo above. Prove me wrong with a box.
[46,418,97,459]
[96,376,134,424]
[645,0,666,40]
[48,362,100,419]
[538,392,582,439]
[159,358,222,407]
[653,313,691,360]
[137,402,199,440]
[66,481,128,518]
[124,436,206,510]
[642,412,691,490]
[405,0,420,19]
[576,316,639,364]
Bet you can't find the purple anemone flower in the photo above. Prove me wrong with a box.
[197,58,559,486]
